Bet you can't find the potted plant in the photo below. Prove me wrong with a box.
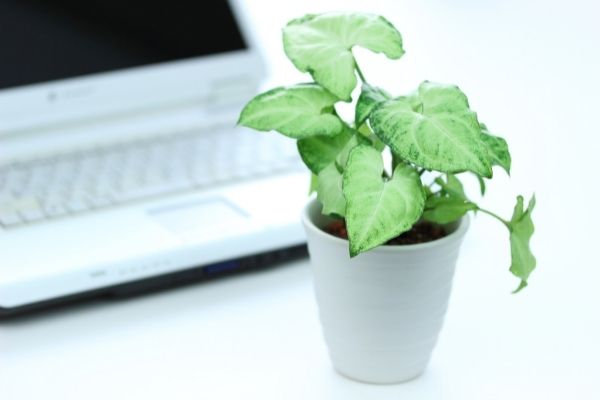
[238,12,536,384]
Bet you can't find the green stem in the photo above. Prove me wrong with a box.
[418,168,427,176]
[477,207,510,228]
[355,63,367,84]
[391,153,399,171]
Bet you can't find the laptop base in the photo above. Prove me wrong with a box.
[0,244,307,319]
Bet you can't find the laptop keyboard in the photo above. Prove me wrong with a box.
[0,125,303,228]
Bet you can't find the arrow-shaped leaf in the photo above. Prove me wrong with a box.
[238,84,343,139]
[509,195,536,292]
[343,145,425,256]
[283,13,404,101]
[370,81,493,178]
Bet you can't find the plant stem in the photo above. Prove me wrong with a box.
[418,168,427,176]
[391,153,399,171]
[477,207,510,228]
[355,63,367,84]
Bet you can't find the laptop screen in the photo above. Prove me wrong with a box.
[0,0,247,90]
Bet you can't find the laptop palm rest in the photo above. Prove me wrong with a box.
[148,197,250,240]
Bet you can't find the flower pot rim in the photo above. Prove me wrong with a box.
[302,197,470,253]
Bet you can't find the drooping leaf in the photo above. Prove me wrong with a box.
[480,123,511,174]
[283,13,404,101]
[355,83,390,127]
[476,174,487,195]
[423,196,477,224]
[309,173,319,195]
[238,84,343,138]
[370,81,493,177]
[509,195,536,293]
[297,127,353,174]
[343,145,425,256]
[317,163,346,217]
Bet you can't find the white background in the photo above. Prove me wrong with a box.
[1,0,600,398]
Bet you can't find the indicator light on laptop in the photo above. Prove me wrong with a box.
[204,260,240,275]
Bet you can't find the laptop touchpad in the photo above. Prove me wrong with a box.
[149,198,249,240]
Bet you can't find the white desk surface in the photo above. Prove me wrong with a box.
[2,0,599,398]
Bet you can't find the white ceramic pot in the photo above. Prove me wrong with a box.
[302,198,469,384]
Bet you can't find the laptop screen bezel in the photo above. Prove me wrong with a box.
[0,0,264,135]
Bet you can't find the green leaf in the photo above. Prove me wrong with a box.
[238,84,343,138]
[480,124,512,174]
[476,174,486,195]
[435,173,466,199]
[297,127,353,174]
[317,163,346,217]
[297,125,370,174]
[343,145,425,256]
[283,13,404,101]
[309,173,318,195]
[426,174,475,223]
[423,196,477,224]
[355,84,390,127]
[509,195,536,293]
[370,81,493,178]
[335,131,371,168]
[358,123,386,151]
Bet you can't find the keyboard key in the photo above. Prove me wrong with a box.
[66,198,91,213]
[20,206,45,223]
[0,211,21,227]
[0,125,302,227]
[43,201,69,218]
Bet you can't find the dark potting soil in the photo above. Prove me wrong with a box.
[325,220,447,245]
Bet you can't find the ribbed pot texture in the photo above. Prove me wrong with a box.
[302,198,469,384]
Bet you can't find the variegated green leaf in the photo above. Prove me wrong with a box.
[370,81,493,177]
[355,83,390,127]
[358,123,386,151]
[343,145,425,256]
[317,163,346,217]
[283,13,404,101]
[238,84,343,138]
[297,127,353,174]
[481,123,511,174]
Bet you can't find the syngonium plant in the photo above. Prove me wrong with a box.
[238,12,536,292]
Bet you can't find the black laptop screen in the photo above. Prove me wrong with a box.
[0,0,247,90]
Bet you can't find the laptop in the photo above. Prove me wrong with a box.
[0,0,309,317]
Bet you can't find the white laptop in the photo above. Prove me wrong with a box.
[0,0,309,316]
